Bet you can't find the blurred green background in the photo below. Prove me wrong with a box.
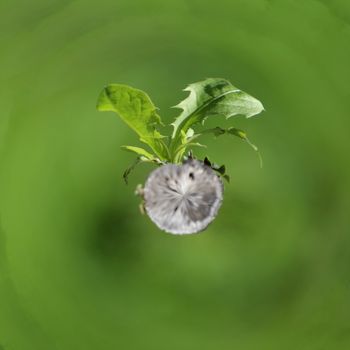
[1,0,350,349]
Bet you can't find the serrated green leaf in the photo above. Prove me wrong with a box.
[97,84,169,160]
[170,78,264,152]
[97,78,264,173]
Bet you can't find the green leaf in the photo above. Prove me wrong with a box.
[121,146,164,184]
[123,158,142,185]
[223,174,230,183]
[172,129,206,163]
[97,78,264,172]
[174,142,206,162]
[201,126,263,167]
[121,145,157,161]
[204,156,212,167]
[170,78,264,152]
[122,155,162,185]
[227,127,259,152]
[97,84,169,160]
[203,156,230,183]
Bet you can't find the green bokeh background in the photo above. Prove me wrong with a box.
[1,1,350,349]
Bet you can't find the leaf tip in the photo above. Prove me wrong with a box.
[223,174,230,183]
[96,85,115,112]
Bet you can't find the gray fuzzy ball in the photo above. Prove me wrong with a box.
[144,159,223,234]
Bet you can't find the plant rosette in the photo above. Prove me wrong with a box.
[96,78,264,234]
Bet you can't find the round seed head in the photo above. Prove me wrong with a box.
[144,159,224,234]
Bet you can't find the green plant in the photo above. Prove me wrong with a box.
[96,78,264,182]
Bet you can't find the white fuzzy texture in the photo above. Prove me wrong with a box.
[144,160,223,234]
